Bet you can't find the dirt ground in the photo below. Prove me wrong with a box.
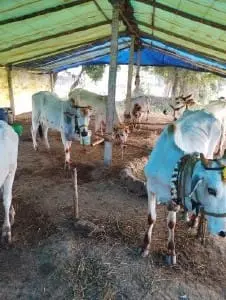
[0,112,226,300]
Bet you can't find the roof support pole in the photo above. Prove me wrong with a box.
[125,35,135,115]
[104,2,119,166]
[135,48,141,89]
[50,72,54,92]
[7,66,15,120]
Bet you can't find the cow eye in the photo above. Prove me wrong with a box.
[208,187,217,197]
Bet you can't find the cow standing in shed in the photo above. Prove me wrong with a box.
[164,95,226,157]
[0,120,18,243]
[142,109,226,264]
[69,88,130,146]
[31,91,92,168]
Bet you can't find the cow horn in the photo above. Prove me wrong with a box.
[200,153,210,167]
[184,94,193,100]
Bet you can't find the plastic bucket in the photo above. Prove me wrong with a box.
[11,123,23,136]
[80,130,92,145]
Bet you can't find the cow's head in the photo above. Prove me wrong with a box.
[113,123,130,146]
[188,152,226,236]
[74,106,92,138]
[163,94,195,120]
[132,103,142,119]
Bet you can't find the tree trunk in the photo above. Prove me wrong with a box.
[103,3,119,166]
[69,67,84,92]
[171,68,180,102]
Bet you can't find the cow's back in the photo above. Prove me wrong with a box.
[0,121,18,185]
[32,91,70,130]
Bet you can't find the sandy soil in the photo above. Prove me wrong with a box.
[0,112,226,300]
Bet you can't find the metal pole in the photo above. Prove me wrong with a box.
[135,48,141,89]
[125,35,135,114]
[103,3,119,166]
[7,66,15,120]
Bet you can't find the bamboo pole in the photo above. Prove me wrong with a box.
[125,35,135,114]
[50,72,54,92]
[92,138,104,146]
[104,3,119,166]
[7,66,15,120]
[73,168,79,219]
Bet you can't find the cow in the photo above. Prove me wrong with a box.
[31,91,92,168]
[164,95,226,157]
[0,120,18,243]
[141,109,226,264]
[69,88,129,146]
[124,95,151,128]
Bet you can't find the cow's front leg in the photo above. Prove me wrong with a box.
[166,201,180,265]
[43,125,50,150]
[142,191,156,257]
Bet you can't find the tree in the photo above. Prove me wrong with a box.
[143,66,225,104]
[69,65,106,91]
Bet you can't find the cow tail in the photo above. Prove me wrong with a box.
[38,124,43,139]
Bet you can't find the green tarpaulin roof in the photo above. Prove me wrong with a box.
[0,0,225,75]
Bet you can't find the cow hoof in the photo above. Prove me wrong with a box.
[141,248,149,258]
[1,228,12,245]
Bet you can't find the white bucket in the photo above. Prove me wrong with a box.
[80,130,92,145]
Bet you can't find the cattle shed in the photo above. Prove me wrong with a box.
[0,0,226,164]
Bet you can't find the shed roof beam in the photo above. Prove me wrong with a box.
[136,0,226,31]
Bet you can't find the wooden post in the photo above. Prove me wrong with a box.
[135,48,141,89]
[103,3,119,166]
[7,66,15,120]
[73,168,79,219]
[50,72,54,92]
[125,35,135,114]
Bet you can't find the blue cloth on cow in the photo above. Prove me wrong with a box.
[0,108,8,123]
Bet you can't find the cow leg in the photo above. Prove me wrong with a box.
[31,123,39,150]
[2,172,16,244]
[166,201,180,265]
[43,126,50,150]
[142,191,156,257]
[64,141,72,170]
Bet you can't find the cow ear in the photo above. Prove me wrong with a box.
[200,153,210,168]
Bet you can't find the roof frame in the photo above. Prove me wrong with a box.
[0,21,110,53]
[0,0,93,26]
[138,20,226,56]
[12,32,128,66]
[109,0,142,50]
[136,0,226,31]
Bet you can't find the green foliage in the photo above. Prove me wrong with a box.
[83,65,106,82]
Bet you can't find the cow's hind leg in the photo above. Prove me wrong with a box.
[43,125,50,150]
[1,172,15,244]
[31,122,39,151]
[166,201,180,265]
[142,191,156,257]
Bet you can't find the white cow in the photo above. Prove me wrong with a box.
[124,95,151,126]
[31,91,92,168]
[69,88,129,145]
[0,120,18,243]
[164,95,226,156]
[142,109,226,264]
